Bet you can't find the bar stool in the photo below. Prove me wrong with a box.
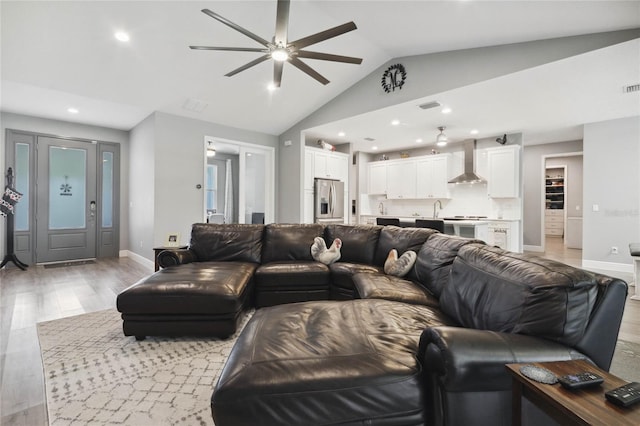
[415,219,445,233]
[376,218,400,226]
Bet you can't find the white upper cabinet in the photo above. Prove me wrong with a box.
[304,149,314,191]
[313,149,348,180]
[368,162,388,195]
[487,145,520,198]
[386,160,417,199]
[416,154,451,199]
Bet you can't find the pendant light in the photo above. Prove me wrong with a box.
[436,126,448,147]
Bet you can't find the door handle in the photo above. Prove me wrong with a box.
[89,201,96,218]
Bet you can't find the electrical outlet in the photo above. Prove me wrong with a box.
[611,246,619,254]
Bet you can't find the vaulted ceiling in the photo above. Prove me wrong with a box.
[1,1,639,151]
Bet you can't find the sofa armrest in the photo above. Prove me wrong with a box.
[419,326,590,392]
[157,248,198,268]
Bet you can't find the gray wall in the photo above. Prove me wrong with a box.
[0,112,130,258]
[128,113,156,259]
[278,30,640,223]
[522,140,583,249]
[583,116,639,269]
[128,112,278,260]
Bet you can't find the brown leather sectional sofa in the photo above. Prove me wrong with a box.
[116,223,629,426]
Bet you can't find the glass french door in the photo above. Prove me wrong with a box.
[35,137,97,263]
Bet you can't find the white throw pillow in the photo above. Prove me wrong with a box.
[384,249,417,277]
[311,237,342,265]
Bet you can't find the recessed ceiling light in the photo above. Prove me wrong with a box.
[115,31,130,42]
[391,119,400,126]
[338,131,345,137]
[372,146,378,151]
[441,107,452,114]
[67,107,79,114]
[267,82,278,92]
[416,138,423,143]
[470,129,479,135]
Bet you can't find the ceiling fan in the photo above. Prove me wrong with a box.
[189,0,363,87]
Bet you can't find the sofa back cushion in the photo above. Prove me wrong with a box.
[412,234,484,297]
[374,226,438,267]
[189,223,264,263]
[440,244,598,346]
[325,224,381,265]
[261,224,325,263]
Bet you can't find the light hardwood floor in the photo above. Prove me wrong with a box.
[0,245,638,426]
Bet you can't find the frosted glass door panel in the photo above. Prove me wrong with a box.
[15,143,30,231]
[102,151,113,228]
[49,146,86,229]
[242,151,266,224]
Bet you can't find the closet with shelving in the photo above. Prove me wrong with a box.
[545,167,565,236]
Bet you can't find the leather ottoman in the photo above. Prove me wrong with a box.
[211,299,457,425]
[116,261,256,339]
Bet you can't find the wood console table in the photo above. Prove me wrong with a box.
[506,359,640,425]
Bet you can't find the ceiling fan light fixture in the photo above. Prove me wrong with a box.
[436,126,448,147]
[271,47,290,62]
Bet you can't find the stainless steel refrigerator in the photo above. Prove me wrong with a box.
[314,178,345,224]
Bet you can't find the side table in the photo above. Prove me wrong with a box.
[506,359,640,426]
[152,246,187,272]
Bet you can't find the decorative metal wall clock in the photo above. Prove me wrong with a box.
[381,63,406,93]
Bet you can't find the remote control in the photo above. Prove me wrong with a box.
[557,372,604,389]
[605,382,640,407]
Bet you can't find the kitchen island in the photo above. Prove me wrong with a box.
[360,215,489,241]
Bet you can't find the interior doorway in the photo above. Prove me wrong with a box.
[204,137,274,224]
[542,153,583,252]
[5,129,120,265]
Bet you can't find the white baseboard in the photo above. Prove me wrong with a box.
[581,260,634,274]
[120,250,154,269]
[523,245,544,252]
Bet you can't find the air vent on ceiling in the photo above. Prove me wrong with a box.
[624,84,640,93]
[183,98,209,113]
[364,137,375,141]
[418,101,442,110]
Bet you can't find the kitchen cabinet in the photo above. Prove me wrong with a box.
[368,162,388,195]
[304,150,314,191]
[487,220,521,252]
[303,190,314,224]
[416,154,451,199]
[312,149,347,180]
[487,145,520,198]
[386,160,417,199]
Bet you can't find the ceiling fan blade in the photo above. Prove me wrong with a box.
[289,57,329,85]
[296,50,363,64]
[189,46,269,53]
[225,54,271,77]
[289,22,357,50]
[274,0,290,45]
[201,9,271,47]
[273,61,284,88]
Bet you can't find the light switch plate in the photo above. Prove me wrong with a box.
[592,204,599,212]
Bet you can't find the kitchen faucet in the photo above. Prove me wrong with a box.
[433,200,443,219]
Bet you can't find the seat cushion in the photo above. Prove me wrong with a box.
[254,261,330,289]
[353,272,439,308]
[211,299,457,426]
[116,262,256,315]
[328,262,383,299]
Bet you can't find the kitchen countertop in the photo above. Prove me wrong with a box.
[362,215,519,224]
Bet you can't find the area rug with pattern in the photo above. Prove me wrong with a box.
[37,309,253,426]
[38,309,640,425]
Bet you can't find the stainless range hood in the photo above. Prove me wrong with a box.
[448,139,486,184]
